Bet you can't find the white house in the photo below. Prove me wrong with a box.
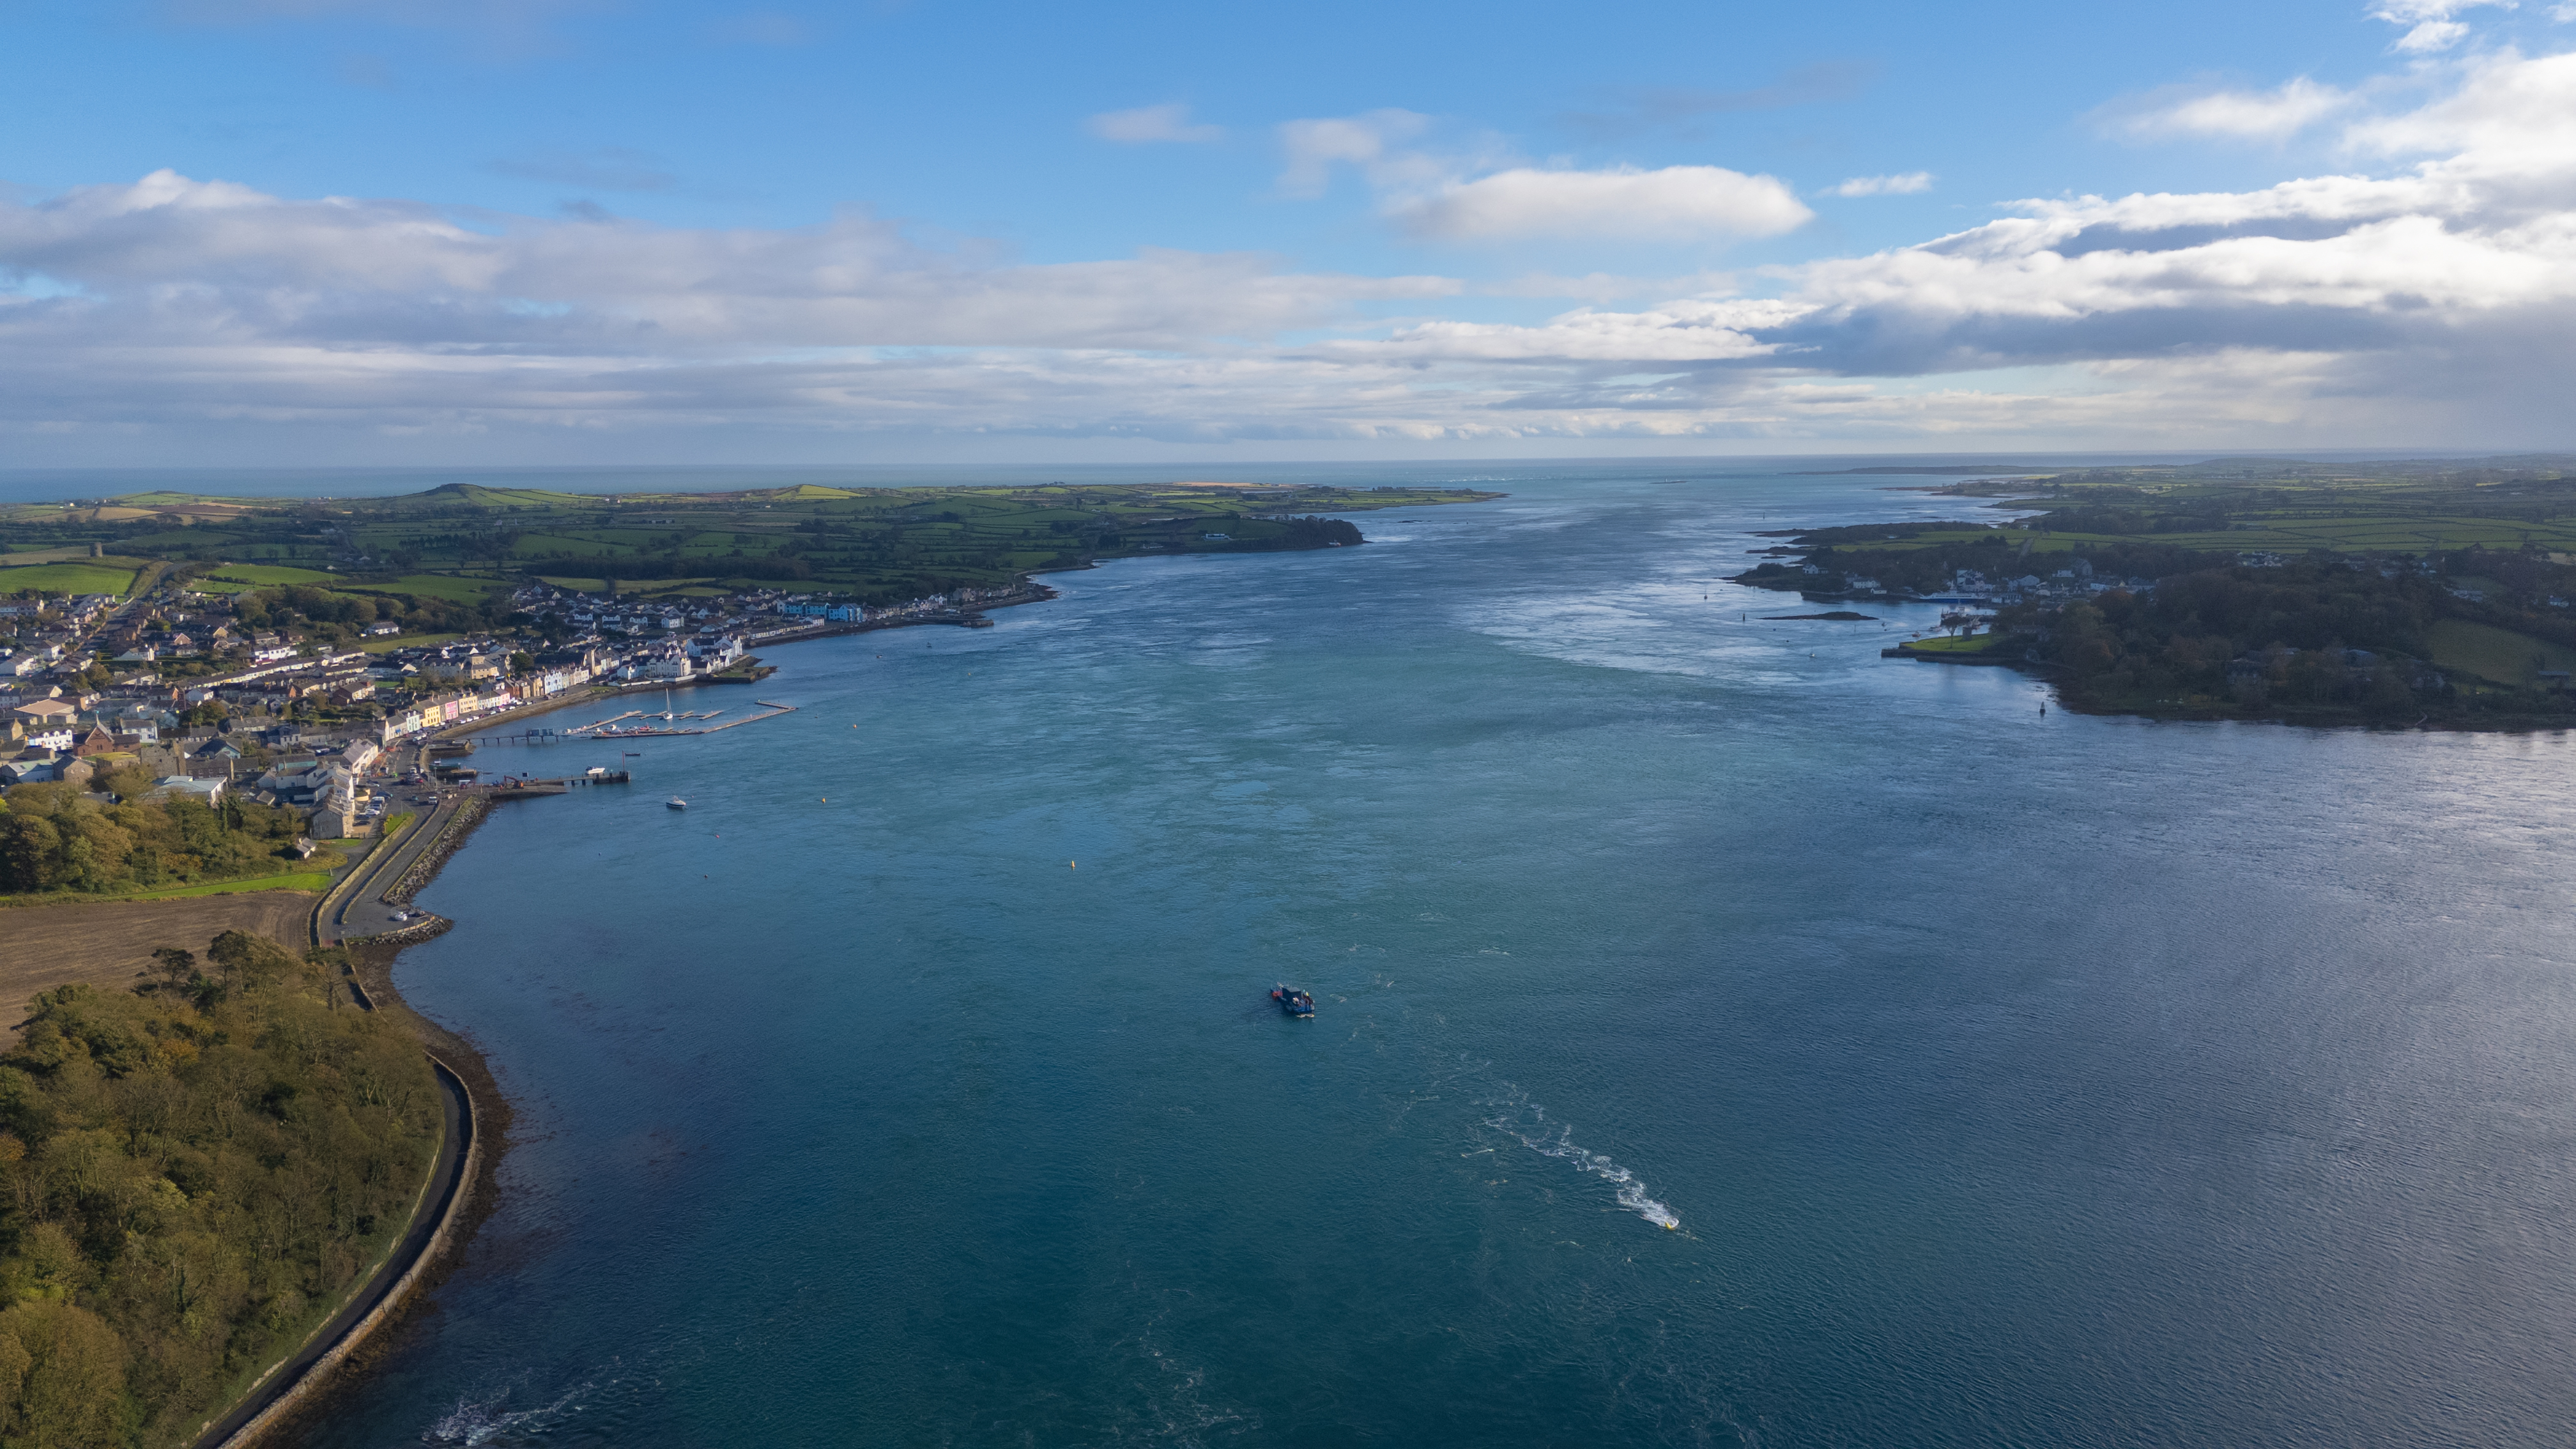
[148,776,226,806]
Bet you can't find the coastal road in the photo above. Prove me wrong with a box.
[188,1057,472,1449]
[328,793,463,944]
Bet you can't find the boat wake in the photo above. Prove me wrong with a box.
[1481,1093,1681,1231]
[424,1369,617,1446]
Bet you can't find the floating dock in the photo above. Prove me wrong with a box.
[566,700,798,738]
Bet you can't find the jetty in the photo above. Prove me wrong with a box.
[565,700,798,738]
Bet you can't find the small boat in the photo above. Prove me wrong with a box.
[624,751,643,757]
[666,797,688,810]
[1271,984,1315,1018]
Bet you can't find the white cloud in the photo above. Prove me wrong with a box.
[2115,78,2353,141]
[2369,0,2513,52]
[1826,172,1935,197]
[1476,270,1738,302]
[1393,165,1813,241]
[1086,103,1223,144]
[0,170,1457,353]
[1276,112,1806,241]
[12,48,2576,456]
[1275,111,1430,196]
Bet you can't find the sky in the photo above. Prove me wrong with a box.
[3,0,2574,466]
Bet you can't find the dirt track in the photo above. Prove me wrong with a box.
[0,893,316,1042]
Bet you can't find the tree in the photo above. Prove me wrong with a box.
[207,931,300,993]
[0,1301,130,1449]
[0,815,61,894]
[149,948,196,993]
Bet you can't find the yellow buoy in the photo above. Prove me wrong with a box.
[1070,860,1077,868]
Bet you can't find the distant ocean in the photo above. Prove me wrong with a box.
[0,450,2435,507]
[227,459,2575,1448]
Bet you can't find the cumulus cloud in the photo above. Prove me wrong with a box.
[1276,112,1805,241]
[1275,111,1432,196]
[0,169,1457,356]
[1087,103,1223,144]
[1392,165,1813,241]
[10,49,2576,455]
[2370,0,2513,52]
[1476,270,1738,302]
[2112,78,2353,141]
[1826,172,1935,197]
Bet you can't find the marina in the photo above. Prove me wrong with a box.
[569,700,799,737]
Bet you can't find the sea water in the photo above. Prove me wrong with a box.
[291,464,2576,1446]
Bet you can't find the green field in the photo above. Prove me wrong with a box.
[0,558,146,595]
[0,870,335,909]
[1905,632,2007,653]
[198,563,342,588]
[341,573,516,603]
[2421,618,2576,687]
[359,631,464,654]
[122,870,336,900]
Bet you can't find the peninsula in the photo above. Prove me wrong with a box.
[1731,456,2576,728]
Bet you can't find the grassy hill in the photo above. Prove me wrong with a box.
[0,480,1503,613]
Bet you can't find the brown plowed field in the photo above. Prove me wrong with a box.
[0,893,314,1043]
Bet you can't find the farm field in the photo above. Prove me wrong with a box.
[0,558,146,595]
[195,563,343,590]
[340,572,517,603]
[0,890,318,1043]
[2421,618,2576,687]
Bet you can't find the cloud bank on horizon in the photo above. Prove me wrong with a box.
[3,1,2573,461]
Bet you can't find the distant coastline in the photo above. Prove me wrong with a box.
[1731,456,2576,731]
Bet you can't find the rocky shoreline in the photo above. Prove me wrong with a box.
[199,799,510,1447]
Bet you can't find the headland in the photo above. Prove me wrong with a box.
[1731,454,2576,729]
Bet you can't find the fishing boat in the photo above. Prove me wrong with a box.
[666,797,688,811]
[1271,984,1315,1018]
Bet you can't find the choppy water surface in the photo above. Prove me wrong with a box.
[306,465,2576,1447]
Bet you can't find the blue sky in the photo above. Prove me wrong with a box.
[4,0,2574,464]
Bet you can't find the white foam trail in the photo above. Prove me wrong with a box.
[1485,1099,1680,1231]
[427,1383,592,1446]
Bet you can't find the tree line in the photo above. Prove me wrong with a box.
[0,782,319,898]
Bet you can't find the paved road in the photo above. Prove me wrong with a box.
[328,792,463,944]
[187,1058,471,1449]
